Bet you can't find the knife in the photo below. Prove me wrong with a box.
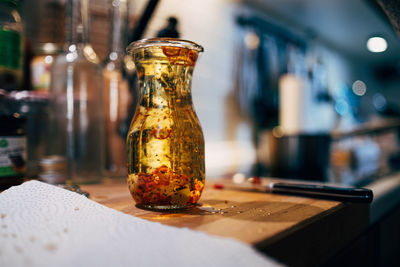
[216,179,374,203]
[269,182,373,203]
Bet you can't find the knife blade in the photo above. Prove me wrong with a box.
[216,179,373,203]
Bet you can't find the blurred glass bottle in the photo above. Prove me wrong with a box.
[48,0,104,184]
[103,0,130,178]
[0,0,23,91]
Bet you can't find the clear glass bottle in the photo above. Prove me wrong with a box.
[103,0,130,178]
[126,38,205,210]
[48,0,104,184]
[0,0,23,91]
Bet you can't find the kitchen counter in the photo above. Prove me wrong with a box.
[2,174,398,266]
[81,176,395,267]
[366,172,400,223]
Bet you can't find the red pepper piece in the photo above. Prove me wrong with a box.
[252,176,261,185]
[188,50,198,63]
[152,127,172,139]
[213,184,224,190]
[162,46,181,57]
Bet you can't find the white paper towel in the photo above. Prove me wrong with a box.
[0,181,281,267]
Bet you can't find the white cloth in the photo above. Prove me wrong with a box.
[0,181,281,267]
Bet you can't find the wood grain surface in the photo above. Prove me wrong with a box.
[81,178,370,266]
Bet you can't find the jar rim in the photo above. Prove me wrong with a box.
[126,38,204,54]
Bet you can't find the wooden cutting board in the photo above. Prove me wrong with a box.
[81,178,369,266]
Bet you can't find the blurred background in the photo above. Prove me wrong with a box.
[2,0,400,186]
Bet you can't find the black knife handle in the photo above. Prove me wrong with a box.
[270,183,373,203]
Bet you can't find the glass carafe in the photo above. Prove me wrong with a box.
[126,38,205,210]
[103,0,130,178]
[48,0,104,184]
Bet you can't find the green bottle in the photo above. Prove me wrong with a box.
[0,0,23,91]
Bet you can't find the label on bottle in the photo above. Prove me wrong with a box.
[0,136,27,177]
[31,55,52,91]
[0,28,22,70]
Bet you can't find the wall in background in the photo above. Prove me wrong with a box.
[22,0,391,178]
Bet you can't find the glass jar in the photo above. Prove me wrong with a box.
[126,38,205,210]
[0,113,26,190]
[0,0,23,91]
[7,90,50,178]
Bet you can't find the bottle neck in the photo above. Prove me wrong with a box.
[107,0,128,61]
[66,0,90,46]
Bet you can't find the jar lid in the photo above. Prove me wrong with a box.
[40,155,67,171]
[127,38,204,54]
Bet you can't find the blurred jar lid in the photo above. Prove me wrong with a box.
[39,155,68,184]
[39,155,67,172]
[8,90,49,102]
[33,43,63,56]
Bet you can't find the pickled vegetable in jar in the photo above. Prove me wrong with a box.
[126,38,205,210]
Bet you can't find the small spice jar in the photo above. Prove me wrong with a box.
[0,113,26,189]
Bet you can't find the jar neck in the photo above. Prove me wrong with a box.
[65,0,99,63]
[66,0,90,46]
[135,63,195,108]
[107,0,128,63]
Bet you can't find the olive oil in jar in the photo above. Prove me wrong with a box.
[126,39,205,210]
